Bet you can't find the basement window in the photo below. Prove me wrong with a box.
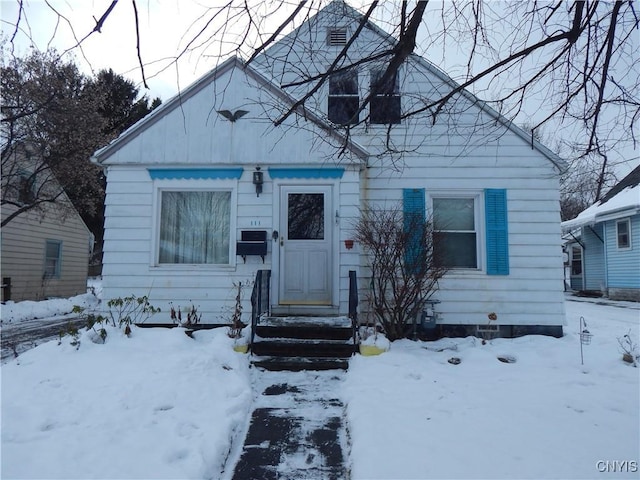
[327,27,347,46]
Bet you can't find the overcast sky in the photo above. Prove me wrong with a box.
[0,0,229,100]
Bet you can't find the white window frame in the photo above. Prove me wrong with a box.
[44,239,62,278]
[616,218,632,250]
[570,245,583,276]
[328,69,360,125]
[429,191,484,272]
[152,179,237,270]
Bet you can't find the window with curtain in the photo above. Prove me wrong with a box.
[159,191,231,264]
[433,197,478,268]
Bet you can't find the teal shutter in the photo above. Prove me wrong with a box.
[403,188,426,272]
[485,189,509,275]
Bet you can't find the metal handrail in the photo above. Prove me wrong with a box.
[348,270,358,352]
[250,269,271,351]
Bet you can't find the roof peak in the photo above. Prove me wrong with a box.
[601,164,640,204]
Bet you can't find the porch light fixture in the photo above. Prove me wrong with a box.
[253,167,264,197]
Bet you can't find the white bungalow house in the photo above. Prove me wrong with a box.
[92,1,566,337]
[562,165,640,301]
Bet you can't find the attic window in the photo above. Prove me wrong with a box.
[328,70,359,125]
[327,28,347,46]
[370,68,401,124]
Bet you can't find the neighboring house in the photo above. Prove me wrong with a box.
[1,187,92,303]
[562,165,640,301]
[93,1,567,337]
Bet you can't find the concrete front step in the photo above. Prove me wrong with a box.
[251,316,356,370]
[251,356,350,371]
[251,339,356,358]
[256,316,354,341]
[255,325,353,341]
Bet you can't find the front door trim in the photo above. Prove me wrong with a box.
[272,179,340,309]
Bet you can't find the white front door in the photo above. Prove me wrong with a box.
[279,185,333,305]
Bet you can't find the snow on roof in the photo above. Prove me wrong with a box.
[562,165,640,230]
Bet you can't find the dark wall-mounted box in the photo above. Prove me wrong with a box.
[236,230,268,263]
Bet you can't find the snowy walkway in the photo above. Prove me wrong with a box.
[226,368,350,480]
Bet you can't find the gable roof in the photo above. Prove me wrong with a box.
[91,56,369,164]
[93,0,566,172]
[562,165,640,230]
[258,0,566,173]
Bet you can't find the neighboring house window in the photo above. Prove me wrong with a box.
[571,246,582,275]
[327,27,347,46]
[616,218,631,249]
[44,240,62,278]
[328,70,359,125]
[433,196,479,269]
[17,170,36,205]
[159,191,231,264]
[370,68,401,124]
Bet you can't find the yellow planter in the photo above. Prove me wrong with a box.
[233,344,249,353]
[359,344,387,356]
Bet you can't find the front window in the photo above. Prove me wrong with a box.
[44,240,62,278]
[159,191,231,264]
[433,197,478,268]
[328,70,359,125]
[370,68,401,124]
[617,219,631,249]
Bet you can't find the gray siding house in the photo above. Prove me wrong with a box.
[1,200,91,302]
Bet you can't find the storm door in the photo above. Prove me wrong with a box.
[279,186,332,304]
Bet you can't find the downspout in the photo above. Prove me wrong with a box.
[603,222,609,296]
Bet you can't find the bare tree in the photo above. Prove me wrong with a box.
[4,1,637,172]
[1,49,106,227]
[354,203,447,341]
[1,47,159,229]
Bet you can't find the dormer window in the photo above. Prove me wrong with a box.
[370,68,401,124]
[327,27,347,46]
[328,70,359,125]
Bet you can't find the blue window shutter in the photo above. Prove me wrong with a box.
[485,189,509,275]
[403,188,425,271]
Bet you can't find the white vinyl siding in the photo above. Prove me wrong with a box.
[97,9,565,328]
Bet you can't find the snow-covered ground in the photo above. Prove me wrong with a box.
[0,277,102,324]
[1,287,638,479]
